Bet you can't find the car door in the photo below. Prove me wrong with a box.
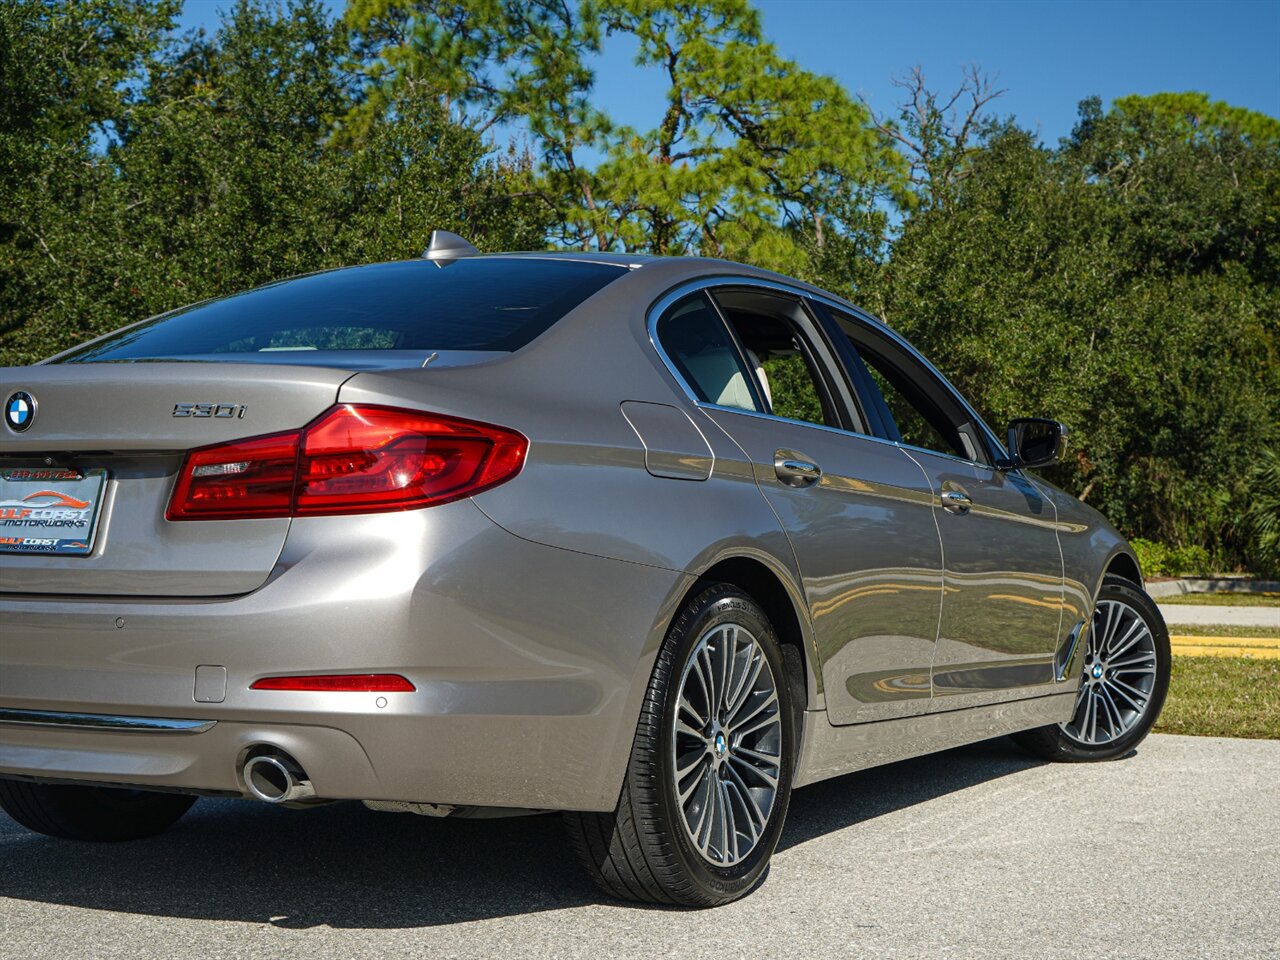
[820,305,1066,706]
[651,281,944,724]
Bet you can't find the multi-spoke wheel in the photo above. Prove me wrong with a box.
[564,584,797,906]
[1061,598,1159,746]
[1013,575,1170,762]
[672,622,783,867]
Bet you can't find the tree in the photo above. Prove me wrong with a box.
[345,0,906,276]
[0,0,549,366]
[1110,91,1280,146]
[874,95,1280,567]
[861,64,1006,213]
[0,0,179,360]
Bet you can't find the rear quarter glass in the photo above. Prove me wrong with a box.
[56,259,626,362]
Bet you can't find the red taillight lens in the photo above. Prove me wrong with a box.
[251,674,416,692]
[167,405,526,521]
[166,431,300,520]
[296,405,527,515]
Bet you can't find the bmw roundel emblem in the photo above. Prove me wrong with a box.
[5,391,35,432]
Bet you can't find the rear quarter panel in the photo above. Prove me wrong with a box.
[335,261,821,698]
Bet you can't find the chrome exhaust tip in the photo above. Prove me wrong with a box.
[243,752,316,804]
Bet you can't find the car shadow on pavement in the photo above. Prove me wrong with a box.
[0,737,1044,927]
[777,735,1046,853]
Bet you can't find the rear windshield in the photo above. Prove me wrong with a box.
[58,258,625,362]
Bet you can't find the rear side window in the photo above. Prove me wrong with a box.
[655,294,762,413]
[58,258,625,362]
[710,288,844,430]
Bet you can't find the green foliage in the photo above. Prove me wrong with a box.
[0,0,179,358]
[0,0,180,167]
[1242,449,1280,577]
[1111,91,1280,146]
[761,355,824,424]
[345,0,905,275]
[0,0,548,366]
[871,96,1280,568]
[1129,539,1213,578]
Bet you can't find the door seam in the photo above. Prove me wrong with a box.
[895,445,946,704]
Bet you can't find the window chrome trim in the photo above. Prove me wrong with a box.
[0,708,216,734]
[880,434,1007,471]
[647,274,1009,468]
[697,401,871,443]
[695,401,999,470]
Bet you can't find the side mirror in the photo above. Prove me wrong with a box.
[1001,418,1068,470]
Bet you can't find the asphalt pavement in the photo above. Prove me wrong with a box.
[2,733,1276,960]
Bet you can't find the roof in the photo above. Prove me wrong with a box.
[475,251,660,269]
[438,248,879,325]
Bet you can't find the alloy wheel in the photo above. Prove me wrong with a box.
[671,622,783,867]
[1060,598,1159,746]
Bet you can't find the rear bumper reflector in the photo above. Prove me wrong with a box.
[250,674,416,692]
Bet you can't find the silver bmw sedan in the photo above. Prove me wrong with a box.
[0,233,1169,906]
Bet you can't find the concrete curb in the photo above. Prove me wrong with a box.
[1146,577,1280,598]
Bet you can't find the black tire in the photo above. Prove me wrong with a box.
[0,779,196,841]
[565,584,797,907]
[1012,575,1171,762]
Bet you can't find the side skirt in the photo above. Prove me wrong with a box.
[794,691,1075,788]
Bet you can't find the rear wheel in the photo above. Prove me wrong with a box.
[565,584,796,906]
[1012,576,1170,762]
[0,779,196,841]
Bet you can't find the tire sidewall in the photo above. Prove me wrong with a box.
[0,779,196,842]
[652,587,795,900]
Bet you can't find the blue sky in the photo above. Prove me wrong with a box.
[176,0,1280,147]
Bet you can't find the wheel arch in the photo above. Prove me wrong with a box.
[678,555,819,713]
[1104,549,1143,588]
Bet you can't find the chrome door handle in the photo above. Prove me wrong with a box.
[775,454,822,487]
[940,490,972,514]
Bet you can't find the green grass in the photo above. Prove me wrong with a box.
[1155,656,1280,740]
[1166,624,1280,639]
[1159,591,1280,607]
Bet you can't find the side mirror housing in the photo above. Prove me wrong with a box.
[1000,418,1068,470]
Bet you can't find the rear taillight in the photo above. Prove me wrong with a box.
[166,431,300,520]
[167,404,527,521]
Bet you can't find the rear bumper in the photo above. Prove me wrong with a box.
[0,501,690,811]
[0,716,379,799]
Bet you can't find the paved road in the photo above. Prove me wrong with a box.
[2,734,1276,960]
[1157,603,1280,628]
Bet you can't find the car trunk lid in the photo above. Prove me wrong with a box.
[0,362,354,597]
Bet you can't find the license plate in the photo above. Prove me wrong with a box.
[0,467,108,556]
